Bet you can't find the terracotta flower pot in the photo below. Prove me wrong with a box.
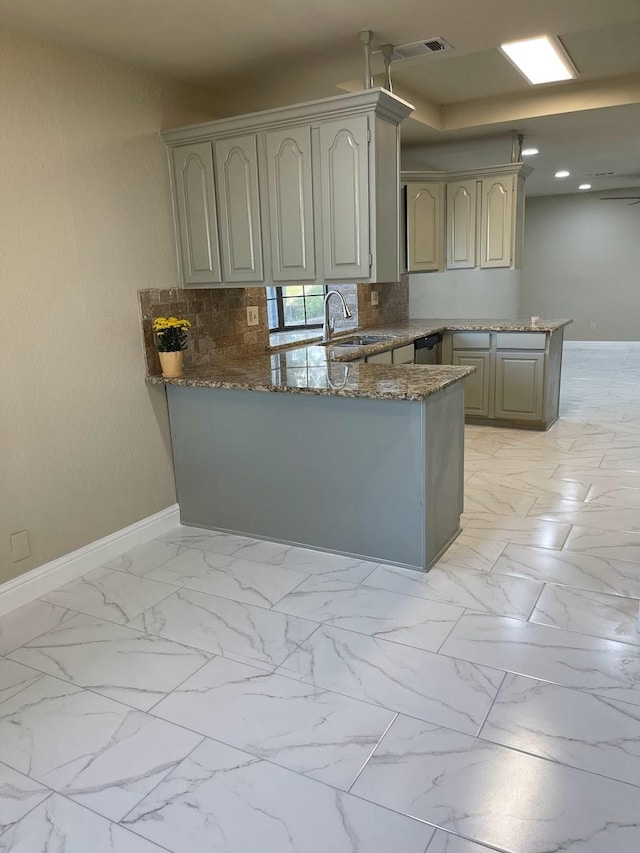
[158,350,184,378]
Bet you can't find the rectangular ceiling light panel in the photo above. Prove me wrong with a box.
[500,35,577,85]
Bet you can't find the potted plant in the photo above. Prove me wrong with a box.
[152,316,192,378]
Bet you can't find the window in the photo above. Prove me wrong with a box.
[266,285,327,332]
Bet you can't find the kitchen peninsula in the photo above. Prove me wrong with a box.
[147,317,570,572]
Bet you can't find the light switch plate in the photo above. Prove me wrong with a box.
[246,306,260,326]
[10,530,31,562]
[371,291,379,306]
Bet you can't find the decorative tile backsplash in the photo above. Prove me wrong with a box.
[139,278,409,375]
[139,287,269,374]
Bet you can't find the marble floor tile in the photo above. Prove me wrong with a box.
[351,715,640,853]
[529,584,640,645]
[491,543,640,598]
[0,600,74,656]
[128,587,317,668]
[0,659,43,704]
[277,625,503,735]
[162,527,379,581]
[563,525,640,563]
[462,514,571,549]
[8,611,209,710]
[272,575,463,651]
[433,533,506,572]
[0,676,201,821]
[0,762,50,835]
[463,484,537,517]
[363,562,542,619]
[491,448,604,467]
[151,655,394,790]
[426,832,499,853]
[600,448,640,470]
[41,567,174,625]
[122,738,435,853]
[146,547,308,607]
[585,484,640,509]
[0,793,166,852]
[528,503,640,533]
[468,469,589,501]
[553,466,640,489]
[103,538,184,576]
[481,673,640,787]
[440,613,640,706]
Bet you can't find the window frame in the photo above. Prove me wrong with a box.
[266,285,327,332]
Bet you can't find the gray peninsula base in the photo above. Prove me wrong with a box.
[166,382,464,571]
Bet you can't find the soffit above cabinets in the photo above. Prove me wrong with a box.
[2,0,640,196]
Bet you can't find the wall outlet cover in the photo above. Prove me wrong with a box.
[10,530,31,562]
[246,306,260,326]
[371,291,379,306]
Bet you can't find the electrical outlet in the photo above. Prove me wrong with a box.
[246,306,259,327]
[10,530,31,562]
[370,290,379,306]
[588,322,596,332]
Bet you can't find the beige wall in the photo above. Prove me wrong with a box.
[408,269,521,318]
[0,28,221,581]
[521,191,640,340]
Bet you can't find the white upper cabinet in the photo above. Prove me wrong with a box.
[319,116,370,280]
[447,180,476,269]
[265,126,315,281]
[406,182,445,272]
[170,142,222,285]
[402,163,530,274]
[214,134,264,283]
[163,89,413,288]
[481,176,514,268]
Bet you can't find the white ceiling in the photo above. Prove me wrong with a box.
[1,0,640,196]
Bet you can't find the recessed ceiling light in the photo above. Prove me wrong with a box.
[521,148,539,156]
[500,35,577,85]
[555,170,570,178]
[578,184,591,190]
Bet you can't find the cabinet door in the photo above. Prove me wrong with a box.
[406,182,444,272]
[265,127,315,281]
[214,134,264,282]
[391,344,415,365]
[170,142,222,285]
[452,350,491,418]
[447,180,476,269]
[319,116,370,280]
[495,351,545,421]
[366,350,393,365]
[480,176,514,268]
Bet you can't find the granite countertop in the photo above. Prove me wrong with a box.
[147,347,474,402]
[147,317,571,401]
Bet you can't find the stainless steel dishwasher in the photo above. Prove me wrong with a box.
[414,333,442,364]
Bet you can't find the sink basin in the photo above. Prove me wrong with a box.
[319,335,395,347]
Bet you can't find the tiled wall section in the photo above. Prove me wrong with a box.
[139,287,269,374]
[139,278,409,374]
[358,278,410,328]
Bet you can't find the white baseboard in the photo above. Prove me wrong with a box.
[0,504,180,617]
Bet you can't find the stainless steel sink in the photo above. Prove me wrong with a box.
[318,335,395,347]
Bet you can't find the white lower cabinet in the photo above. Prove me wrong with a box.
[391,344,415,364]
[452,351,491,417]
[494,351,545,421]
[366,350,393,365]
[444,329,558,428]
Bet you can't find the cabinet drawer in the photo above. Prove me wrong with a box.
[392,344,415,365]
[366,350,393,365]
[496,332,546,350]
[451,332,491,350]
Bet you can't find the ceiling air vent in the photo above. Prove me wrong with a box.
[378,37,453,62]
